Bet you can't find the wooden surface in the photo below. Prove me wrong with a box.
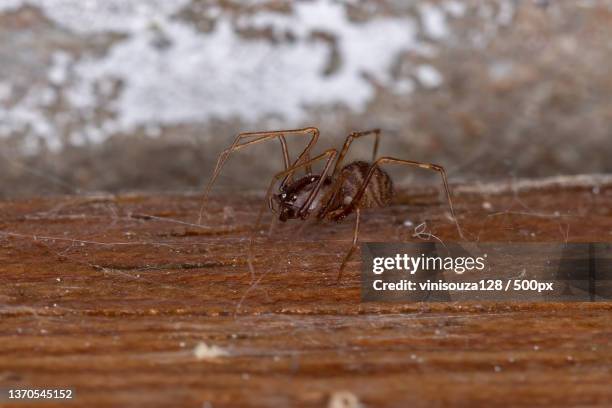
[1,178,611,407]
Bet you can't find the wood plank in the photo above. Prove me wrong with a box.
[1,179,611,407]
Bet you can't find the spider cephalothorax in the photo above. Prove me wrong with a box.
[274,175,328,222]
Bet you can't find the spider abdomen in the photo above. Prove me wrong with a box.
[337,161,393,209]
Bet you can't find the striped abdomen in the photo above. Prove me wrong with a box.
[321,161,393,220]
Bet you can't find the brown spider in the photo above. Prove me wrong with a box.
[198,127,463,281]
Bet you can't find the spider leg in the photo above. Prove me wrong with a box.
[297,149,337,218]
[314,129,382,219]
[247,149,338,280]
[344,157,464,239]
[337,208,360,282]
[332,129,381,176]
[198,127,320,224]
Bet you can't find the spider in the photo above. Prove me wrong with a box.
[198,127,463,281]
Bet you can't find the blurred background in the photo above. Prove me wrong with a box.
[0,0,610,198]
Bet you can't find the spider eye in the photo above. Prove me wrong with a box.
[291,195,297,201]
[281,193,287,199]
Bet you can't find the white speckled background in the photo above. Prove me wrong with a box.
[0,0,610,196]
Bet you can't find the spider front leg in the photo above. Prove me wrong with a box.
[197,127,320,224]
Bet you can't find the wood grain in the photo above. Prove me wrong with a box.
[1,180,611,407]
